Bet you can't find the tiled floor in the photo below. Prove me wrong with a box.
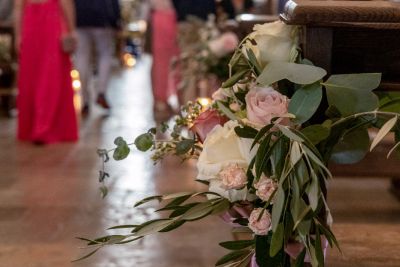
[0,56,399,267]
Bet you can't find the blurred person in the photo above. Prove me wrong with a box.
[172,0,216,22]
[74,0,121,115]
[150,0,178,117]
[0,0,13,25]
[14,0,78,144]
[219,0,254,19]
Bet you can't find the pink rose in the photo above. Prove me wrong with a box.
[254,176,278,202]
[248,208,272,235]
[219,164,248,190]
[245,86,289,125]
[190,109,228,143]
[208,32,239,58]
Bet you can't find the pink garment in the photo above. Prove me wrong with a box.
[18,0,78,143]
[151,9,179,103]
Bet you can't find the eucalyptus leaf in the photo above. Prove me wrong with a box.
[330,127,370,164]
[307,173,320,211]
[176,139,195,155]
[289,83,323,124]
[234,125,258,139]
[277,125,304,142]
[301,125,331,145]
[323,73,381,116]
[257,62,326,86]
[113,137,131,160]
[134,133,154,152]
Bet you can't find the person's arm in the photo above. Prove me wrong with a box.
[14,0,25,54]
[59,0,76,33]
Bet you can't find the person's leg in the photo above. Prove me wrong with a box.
[74,28,92,112]
[93,27,114,109]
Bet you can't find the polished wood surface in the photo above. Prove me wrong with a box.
[281,0,400,28]
[0,56,399,266]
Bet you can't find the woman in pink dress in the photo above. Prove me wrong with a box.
[150,0,179,118]
[14,0,78,144]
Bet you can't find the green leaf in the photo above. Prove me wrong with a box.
[71,247,101,262]
[176,139,195,155]
[99,186,108,199]
[293,248,307,267]
[159,220,185,232]
[301,125,331,145]
[215,250,250,266]
[257,62,327,86]
[290,141,302,167]
[277,125,304,142]
[222,69,249,88]
[134,195,162,207]
[270,223,284,257]
[307,173,320,211]
[323,73,381,116]
[246,48,262,75]
[180,201,214,221]
[134,219,173,236]
[234,125,258,139]
[217,101,238,121]
[289,83,323,124]
[251,124,274,149]
[370,116,398,151]
[107,224,138,230]
[315,227,325,267]
[330,127,370,164]
[271,187,285,232]
[219,240,255,250]
[134,133,154,152]
[113,137,131,160]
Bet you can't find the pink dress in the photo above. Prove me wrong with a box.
[17,0,78,143]
[151,7,179,103]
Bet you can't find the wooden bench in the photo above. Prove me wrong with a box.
[281,0,400,198]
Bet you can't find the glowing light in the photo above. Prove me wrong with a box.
[70,69,82,112]
[70,69,80,79]
[72,80,81,90]
[197,97,212,110]
[123,53,136,68]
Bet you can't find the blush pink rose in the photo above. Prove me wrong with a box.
[190,109,228,143]
[219,164,248,190]
[245,86,289,125]
[248,208,272,235]
[254,176,278,202]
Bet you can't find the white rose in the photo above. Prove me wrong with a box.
[243,21,298,67]
[197,121,256,202]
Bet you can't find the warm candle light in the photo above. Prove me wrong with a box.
[123,53,136,68]
[71,69,82,112]
[197,97,212,110]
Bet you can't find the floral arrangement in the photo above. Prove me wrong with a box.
[76,21,400,266]
[173,16,239,102]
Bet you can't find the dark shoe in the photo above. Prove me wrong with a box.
[96,94,110,109]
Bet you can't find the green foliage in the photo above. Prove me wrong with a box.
[289,82,323,124]
[113,137,131,160]
[176,139,196,155]
[257,62,327,86]
[234,125,259,139]
[323,73,381,116]
[301,125,330,145]
[219,240,255,250]
[134,133,154,152]
[330,127,370,164]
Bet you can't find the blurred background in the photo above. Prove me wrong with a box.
[0,0,399,266]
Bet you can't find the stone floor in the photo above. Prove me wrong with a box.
[0,56,399,267]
